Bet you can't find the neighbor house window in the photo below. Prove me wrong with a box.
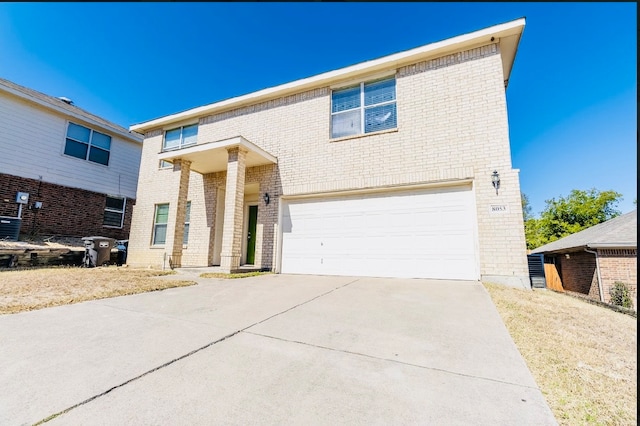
[153,203,170,245]
[331,77,397,138]
[183,201,191,245]
[163,124,198,151]
[64,122,112,165]
[103,196,126,228]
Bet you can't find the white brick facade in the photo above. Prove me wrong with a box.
[127,21,529,287]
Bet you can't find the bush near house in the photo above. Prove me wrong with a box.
[610,281,634,309]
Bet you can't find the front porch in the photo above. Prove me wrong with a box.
[159,136,277,273]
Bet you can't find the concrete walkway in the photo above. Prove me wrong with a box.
[0,271,557,425]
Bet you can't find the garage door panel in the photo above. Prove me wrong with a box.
[281,186,478,280]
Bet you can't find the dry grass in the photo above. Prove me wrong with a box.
[484,283,637,426]
[0,267,196,314]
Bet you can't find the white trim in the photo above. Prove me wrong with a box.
[63,121,112,166]
[103,195,126,229]
[276,195,284,274]
[130,18,525,133]
[158,136,277,165]
[280,178,474,201]
[330,76,397,139]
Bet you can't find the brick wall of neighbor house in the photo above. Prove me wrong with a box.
[557,251,600,299]
[127,43,529,286]
[0,172,133,240]
[597,249,637,308]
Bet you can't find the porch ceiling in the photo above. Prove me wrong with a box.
[158,136,277,174]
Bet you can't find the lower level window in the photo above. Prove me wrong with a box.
[153,204,169,245]
[183,201,191,245]
[103,196,126,228]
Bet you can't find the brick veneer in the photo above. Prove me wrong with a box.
[555,249,637,310]
[0,172,133,240]
[127,43,530,287]
[598,249,637,309]
[557,251,600,299]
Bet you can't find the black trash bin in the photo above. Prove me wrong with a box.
[115,240,128,266]
[82,236,115,267]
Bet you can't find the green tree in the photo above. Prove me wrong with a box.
[525,188,622,250]
[521,193,533,221]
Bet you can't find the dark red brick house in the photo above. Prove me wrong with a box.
[0,78,142,240]
[531,210,637,310]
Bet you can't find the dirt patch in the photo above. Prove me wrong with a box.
[0,235,85,251]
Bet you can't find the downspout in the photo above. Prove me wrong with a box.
[584,247,604,302]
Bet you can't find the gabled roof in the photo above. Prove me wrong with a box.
[0,77,142,144]
[130,17,526,133]
[531,210,637,254]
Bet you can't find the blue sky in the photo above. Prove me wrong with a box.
[0,2,636,216]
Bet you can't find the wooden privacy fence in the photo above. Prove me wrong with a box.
[544,262,564,292]
[527,253,565,291]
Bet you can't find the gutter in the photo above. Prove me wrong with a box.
[584,248,604,302]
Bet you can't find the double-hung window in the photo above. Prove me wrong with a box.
[103,196,126,228]
[163,124,198,151]
[331,77,397,139]
[64,122,112,165]
[153,204,169,245]
[183,201,191,245]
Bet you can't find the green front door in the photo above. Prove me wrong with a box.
[246,205,258,264]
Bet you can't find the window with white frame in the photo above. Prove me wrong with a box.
[103,196,126,228]
[331,77,397,139]
[159,160,172,169]
[163,124,198,151]
[153,203,169,245]
[183,201,191,245]
[64,122,112,165]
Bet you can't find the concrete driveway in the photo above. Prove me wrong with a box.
[0,272,557,425]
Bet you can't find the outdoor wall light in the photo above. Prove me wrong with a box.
[263,193,270,205]
[491,170,500,195]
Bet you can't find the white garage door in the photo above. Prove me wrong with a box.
[280,185,478,280]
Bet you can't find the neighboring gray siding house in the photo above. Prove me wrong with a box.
[127,18,530,288]
[531,210,637,309]
[0,78,143,240]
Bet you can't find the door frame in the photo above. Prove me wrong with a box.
[241,202,259,265]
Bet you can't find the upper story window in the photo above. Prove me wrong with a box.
[103,196,126,228]
[64,122,112,166]
[331,77,397,139]
[163,124,198,151]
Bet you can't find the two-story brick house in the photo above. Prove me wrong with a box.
[126,18,530,288]
[0,78,143,240]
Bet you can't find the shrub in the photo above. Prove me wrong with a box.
[609,281,634,309]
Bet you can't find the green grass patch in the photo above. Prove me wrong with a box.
[199,271,272,279]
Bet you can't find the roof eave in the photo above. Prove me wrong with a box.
[532,243,637,254]
[130,18,525,133]
[0,84,143,144]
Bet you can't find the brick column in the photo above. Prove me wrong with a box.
[170,159,191,268]
[220,147,247,272]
